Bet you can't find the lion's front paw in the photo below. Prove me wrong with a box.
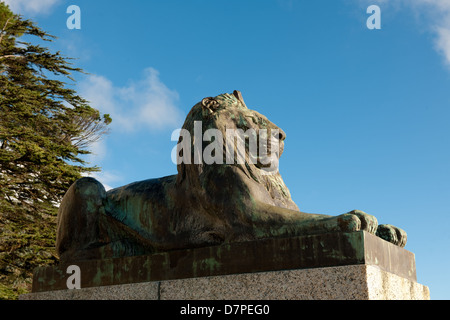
[337,210,378,234]
[376,224,407,247]
[348,210,378,234]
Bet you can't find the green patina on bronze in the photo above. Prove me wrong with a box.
[53,90,408,271]
[31,231,417,293]
[193,257,221,276]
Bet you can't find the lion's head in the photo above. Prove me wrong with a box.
[174,90,299,211]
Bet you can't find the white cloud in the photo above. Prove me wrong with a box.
[83,170,122,192]
[78,68,184,190]
[2,0,61,15]
[435,27,450,65]
[87,139,107,163]
[81,139,119,191]
[79,139,119,190]
[79,67,184,132]
[358,0,450,67]
[416,0,450,66]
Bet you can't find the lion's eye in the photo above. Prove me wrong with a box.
[245,116,258,124]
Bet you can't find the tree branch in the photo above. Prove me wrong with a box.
[0,54,25,60]
[0,17,12,47]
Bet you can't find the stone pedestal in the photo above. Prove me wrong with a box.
[20,231,430,300]
[21,264,429,300]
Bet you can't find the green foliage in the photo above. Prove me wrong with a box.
[0,205,58,300]
[0,3,111,299]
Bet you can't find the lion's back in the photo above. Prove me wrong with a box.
[105,175,177,239]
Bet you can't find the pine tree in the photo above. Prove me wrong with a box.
[0,3,111,299]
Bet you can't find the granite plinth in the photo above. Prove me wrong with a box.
[23,231,429,299]
[21,265,430,300]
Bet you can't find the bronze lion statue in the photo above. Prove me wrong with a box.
[56,90,407,262]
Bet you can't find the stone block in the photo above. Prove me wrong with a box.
[20,231,430,300]
[21,265,429,300]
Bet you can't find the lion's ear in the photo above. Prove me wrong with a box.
[201,97,219,114]
[233,90,247,108]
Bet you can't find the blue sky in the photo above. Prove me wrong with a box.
[4,0,450,299]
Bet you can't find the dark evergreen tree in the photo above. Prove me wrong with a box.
[0,3,111,299]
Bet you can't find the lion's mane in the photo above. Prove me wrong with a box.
[175,91,299,212]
